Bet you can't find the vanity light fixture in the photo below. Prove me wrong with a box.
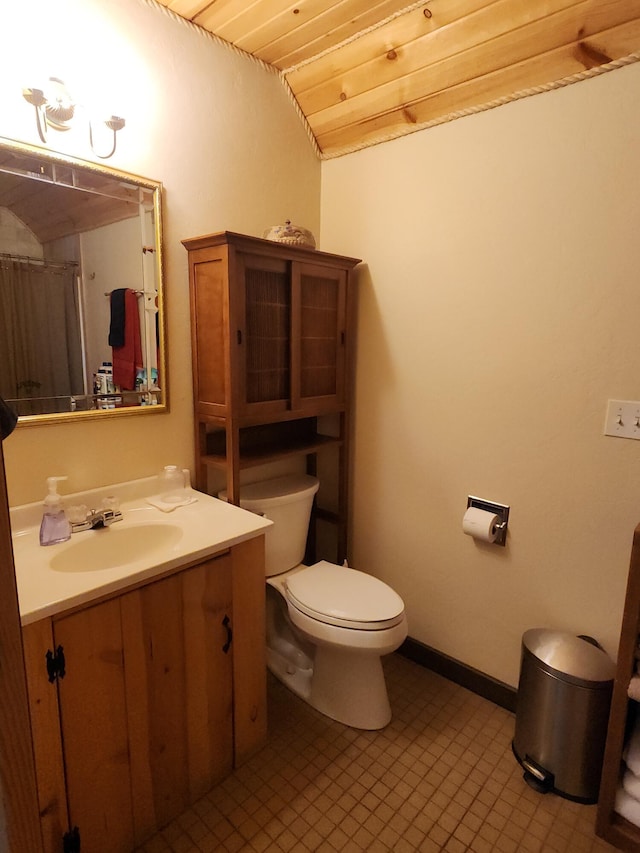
[88,115,126,159]
[22,77,75,139]
[22,77,125,159]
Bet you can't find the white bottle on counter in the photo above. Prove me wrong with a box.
[39,476,72,546]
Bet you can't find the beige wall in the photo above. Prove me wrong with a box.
[320,64,640,686]
[3,0,639,691]
[0,0,320,506]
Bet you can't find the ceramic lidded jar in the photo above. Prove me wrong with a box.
[263,220,316,249]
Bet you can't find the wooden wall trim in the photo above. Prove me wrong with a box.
[399,636,517,713]
[0,442,43,851]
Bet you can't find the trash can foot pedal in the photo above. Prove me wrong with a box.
[523,768,553,794]
[512,744,554,794]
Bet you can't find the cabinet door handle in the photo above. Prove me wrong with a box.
[237,330,242,345]
[63,826,81,853]
[222,614,233,653]
[46,645,66,683]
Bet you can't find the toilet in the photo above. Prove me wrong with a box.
[223,474,408,730]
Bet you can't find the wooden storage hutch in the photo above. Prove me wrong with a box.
[597,522,640,850]
[183,230,360,563]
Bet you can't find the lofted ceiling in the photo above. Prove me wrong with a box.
[0,147,144,244]
[153,0,640,158]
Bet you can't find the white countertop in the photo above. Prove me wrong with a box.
[10,476,272,626]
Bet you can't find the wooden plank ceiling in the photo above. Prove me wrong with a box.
[157,0,640,158]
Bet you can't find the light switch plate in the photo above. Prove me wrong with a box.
[604,400,640,440]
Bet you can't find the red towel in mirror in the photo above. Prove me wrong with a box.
[112,289,143,391]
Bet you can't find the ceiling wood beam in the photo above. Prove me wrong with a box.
[304,0,640,138]
[316,18,640,155]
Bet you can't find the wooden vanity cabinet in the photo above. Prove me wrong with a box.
[183,231,360,561]
[22,536,266,853]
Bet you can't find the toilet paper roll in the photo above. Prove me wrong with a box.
[462,507,499,543]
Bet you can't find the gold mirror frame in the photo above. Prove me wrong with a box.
[0,137,167,426]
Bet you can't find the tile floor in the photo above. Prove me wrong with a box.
[138,653,617,853]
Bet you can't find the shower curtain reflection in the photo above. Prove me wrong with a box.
[0,259,84,416]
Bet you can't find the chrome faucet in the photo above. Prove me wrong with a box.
[70,507,123,533]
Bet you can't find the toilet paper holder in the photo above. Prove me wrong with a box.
[467,496,510,546]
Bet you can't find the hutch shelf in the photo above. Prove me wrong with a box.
[597,522,640,851]
[183,230,361,563]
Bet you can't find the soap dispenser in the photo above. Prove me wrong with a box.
[39,476,72,546]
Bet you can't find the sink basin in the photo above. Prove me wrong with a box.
[10,474,273,625]
[49,524,183,573]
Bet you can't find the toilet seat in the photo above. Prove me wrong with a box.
[284,561,405,631]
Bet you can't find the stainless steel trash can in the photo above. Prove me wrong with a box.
[512,629,615,803]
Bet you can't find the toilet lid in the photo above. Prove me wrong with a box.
[285,561,405,630]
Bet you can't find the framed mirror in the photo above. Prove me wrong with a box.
[0,137,166,425]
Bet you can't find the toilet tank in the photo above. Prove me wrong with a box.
[219,474,319,577]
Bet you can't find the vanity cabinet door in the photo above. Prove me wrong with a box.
[24,604,134,853]
[53,598,135,853]
[121,555,234,845]
[181,557,234,795]
[22,618,70,853]
[230,534,267,763]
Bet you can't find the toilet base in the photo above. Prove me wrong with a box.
[266,569,405,730]
[311,646,392,730]
[267,640,392,730]
[267,644,313,703]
